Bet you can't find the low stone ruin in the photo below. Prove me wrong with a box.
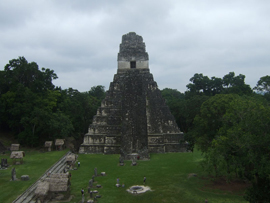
[35,172,70,202]
[10,151,25,164]
[44,141,53,152]
[35,181,50,202]
[47,173,70,192]
[96,184,101,188]
[10,144,20,151]
[21,175,30,181]
[55,139,65,151]
[65,153,77,168]
[101,172,106,176]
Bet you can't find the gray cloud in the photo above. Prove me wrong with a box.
[1,0,270,92]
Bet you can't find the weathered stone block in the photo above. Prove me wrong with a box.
[21,175,29,181]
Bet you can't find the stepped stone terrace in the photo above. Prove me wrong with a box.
[79,32,187,159]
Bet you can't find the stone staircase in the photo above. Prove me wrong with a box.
[13,151,72,203]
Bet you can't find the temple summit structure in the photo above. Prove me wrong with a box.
[79,32,186,159]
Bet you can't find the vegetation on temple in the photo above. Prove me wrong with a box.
[1,56,270,202]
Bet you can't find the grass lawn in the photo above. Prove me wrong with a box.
[0,148,68,203]
[0,148,248,203]
[68,149,248,203]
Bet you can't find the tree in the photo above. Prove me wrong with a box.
[209,76,223,95]
[186,72,252,97]
[88,85,106,102]
[161,88,185,100]
[184,95,209,151]
[192,94,270,202]
[0,57,61,146]
[3,57,57,93]
[58,87,101,138]
[47,110,74,140]
[161,88,209,152]
[222,72,252,95]
[191,94,237,153]
[222,72,235,88]
[254,75,270,101]
[161,88,186,130]
[254,75,270,93]
[186,73,212,96]
[217,96,270,202]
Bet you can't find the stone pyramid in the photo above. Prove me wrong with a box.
[79,32,186,159]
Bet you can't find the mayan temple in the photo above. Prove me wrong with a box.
[79,32,186,159]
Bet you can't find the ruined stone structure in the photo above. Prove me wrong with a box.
[79,32,186,159]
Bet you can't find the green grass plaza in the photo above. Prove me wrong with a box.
[0,148,247,203]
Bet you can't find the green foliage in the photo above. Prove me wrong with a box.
[191,94,270,202]
[47,110,74,139]
[221,97,270,202]
[3,56,57,93]
[186,73,216,96]
[161,88,185,100]
[183,95,209,151]
[0,57,62,145]
[161,88,186,131]
[88,85,106,102]
[253,75,270,93]
[186,72,252,97]
[0,57,103,147]
[183,72,253,151]
[192,94,237,153]
[58,88,102,138]
[254,75,270,101]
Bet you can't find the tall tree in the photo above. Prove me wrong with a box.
[192,94,270,202]
[161,88,186,131]
[254,75,270,93]
[0,57,62,146]
[88,85,106,102]
[254,75,270,101]
[191,94,237,153]
[3,56,57,93]
[186,73,212,96]
[222,72,252,95]
[184,95,209,151]
[215,96,270,202]
[58,88,101,138]
[186,72,252,97]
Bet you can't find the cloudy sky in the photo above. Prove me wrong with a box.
[1,0,270,93]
